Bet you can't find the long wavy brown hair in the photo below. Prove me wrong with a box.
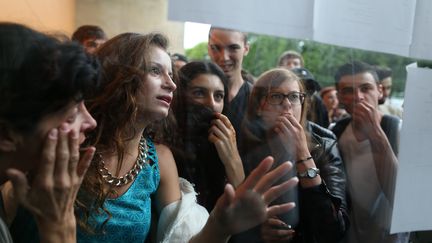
[76,32,169,231]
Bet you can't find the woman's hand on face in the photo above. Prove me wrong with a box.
[261,217,295,243]
[208,113,238,162]
[274,114,308,155]
[208,113,244,186]
[6,123,94,236]
[209,156,298,236]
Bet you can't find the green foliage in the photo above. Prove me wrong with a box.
[185,42,208,61]
[185,34,419,97]
[243,34,300,77]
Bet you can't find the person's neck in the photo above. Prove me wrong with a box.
[102,126,146,169]
[227,73,245,102]
[124,131,146,156]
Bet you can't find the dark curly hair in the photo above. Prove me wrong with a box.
[0,22,100,134]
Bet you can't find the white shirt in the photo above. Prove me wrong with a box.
[340,123,408,243]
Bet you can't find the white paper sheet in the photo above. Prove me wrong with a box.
[313,0,416,57]
[391,63,432,233]
[168,0,432,60]
[168,0,314,40]
[409,0,432,60]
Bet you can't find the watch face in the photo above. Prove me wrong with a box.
[298,167,319,178]
[307,168,317,178]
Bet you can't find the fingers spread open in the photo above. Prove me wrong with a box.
[216,183,236,211]
[239,156,274,192]
[267,202,297,219]
[254,161,293,195]
[263,176,298,204]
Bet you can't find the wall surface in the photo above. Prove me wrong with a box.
[75,0,185,53]
[0,0,184,52]
[0,0,75,35]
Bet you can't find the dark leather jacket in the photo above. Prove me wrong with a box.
[296,122,349,243]
[234,122,348,243]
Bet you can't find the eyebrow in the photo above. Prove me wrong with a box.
[188,85,224,92]
[150,62,172,74]
[228,44,241,48]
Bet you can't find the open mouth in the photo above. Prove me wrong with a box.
[220,63,234,72]
[157,95,172,105]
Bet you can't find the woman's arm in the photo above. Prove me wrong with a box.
[274,114,322,188]
[208,113,245,187]
[154,144,182,213]
[300,137,348,242]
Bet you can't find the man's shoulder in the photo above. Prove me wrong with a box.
[331,116,352,139]
[381,114,401,132]
[379,102,403,118]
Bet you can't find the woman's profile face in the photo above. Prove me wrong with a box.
[185,73,225,113]
[137,46,176,122]
[258,79,303,130]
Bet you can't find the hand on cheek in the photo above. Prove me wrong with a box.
[6,123,95,237]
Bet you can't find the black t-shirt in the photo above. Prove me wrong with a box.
[225,81,253,136]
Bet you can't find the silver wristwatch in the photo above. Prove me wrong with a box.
[297,167,320,179]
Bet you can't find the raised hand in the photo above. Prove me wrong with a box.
[274,113,309,158]
[210,156,298,236]
[6,124,95,243]
[352,101,382,138]
[208,113,244,186]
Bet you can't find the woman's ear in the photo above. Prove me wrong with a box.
[0,121,20,152]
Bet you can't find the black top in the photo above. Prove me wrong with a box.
[225,81,253,136]
[171,103,227,212]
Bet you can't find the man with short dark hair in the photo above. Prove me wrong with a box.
[375,66,403,118]
[72,25,107,54]
[332,61,408,243]
[208,27,252,134]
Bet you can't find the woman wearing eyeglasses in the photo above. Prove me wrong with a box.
[235,68,349,243]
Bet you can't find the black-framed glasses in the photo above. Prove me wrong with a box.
[266,92,306,105]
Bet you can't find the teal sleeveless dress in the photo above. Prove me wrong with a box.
[77,137,160,242]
